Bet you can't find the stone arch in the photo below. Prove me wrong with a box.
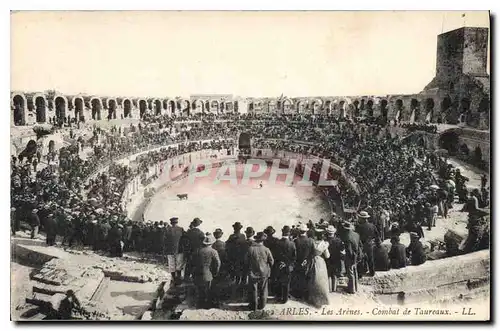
[54,95,68,124]
[233,101,239,113]
[296,100,307,113]
[323,100,333,114]
[106,98,117,120]
[380,99,389,118]
[72,96,85,121]
[366,99,374,117]
[352,100,360,117]
[168,100,177,115]
[33,94,47,123]
[122,99,132,118]
[338,100,346,117]
[311,99,323,114]
[282,99,293,114]
[147,99,154,111]
[90,97,102,120]
[210,100,219,113]
[248,101,254,112]
[193,100,204,113]
[438,130,460,155]
[438,96,452,124]
[410,98,420,122]
[424,98,435,122]
[180,99,190,116]
[359,98,366,113]
[441,96,452,112]
[224,101,233,112]
[138,99,148,118]
[395,99,404,121]
[12,93,27,126]
[153,99,162,115]
[268,100,277,113]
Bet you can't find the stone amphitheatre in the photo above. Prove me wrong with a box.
[10,27,490,321]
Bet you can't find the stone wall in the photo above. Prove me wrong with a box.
[367,250,489,295]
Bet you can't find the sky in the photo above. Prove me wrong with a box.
[10,11,490,98]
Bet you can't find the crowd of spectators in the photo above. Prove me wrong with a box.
[11,113,489,304]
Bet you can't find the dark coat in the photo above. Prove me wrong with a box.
[245,242,274,279]
[99,223,111,241]
[373,244,390,271]
[44,216,58,238]
[389,242,407,269]
[326,235,344,272]
[225,232,246,274]
[163,225,184,255]
[406,240,426,266]
[341,230,362,264]
[192,245,221,283]
[186,227,205,253]
[355,221,379,244]
[294,235,315,271]
[275,237,297,280]
[30,213,40,227]
[212,239,226,263]
[264,236,279,258]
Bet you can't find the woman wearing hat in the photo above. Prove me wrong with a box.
[305,228,330,308]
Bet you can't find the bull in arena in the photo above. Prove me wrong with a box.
[177,194,188,200]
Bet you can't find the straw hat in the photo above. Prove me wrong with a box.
[357,211,370,218]
[298,223,308,232]
[202,234,216,246]
[326,225,337,235]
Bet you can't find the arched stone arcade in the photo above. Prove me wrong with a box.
[54,95,68,124]
[90,97,103,120]
[72,96,85,121]
[106,98,118,120]
[33,94,47,123]
[122,99,132,118]
[12,94,27,126]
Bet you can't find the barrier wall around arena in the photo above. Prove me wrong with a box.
[121,149,236,221]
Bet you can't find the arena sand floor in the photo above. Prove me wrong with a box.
[144,162,332,234]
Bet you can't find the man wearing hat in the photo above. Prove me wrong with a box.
[11,207,18,236]
[226,222,246,284]
[44,213,58,246]
[406,232,426,266]
[245,232,274,311]
[292,223,315,299]
[164,217,185,284]
[263,226,279,295]
[389,236,407,269]
[373,237,390,272]
[108,222,124,257]
[29,208,41,239]
[192,233,220,309]
[355,211,379,277]
[185,217,205,281]
[274,226,296,303]
[339,221,361,294]
[212,229,226,277]
[325,225,344,292]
